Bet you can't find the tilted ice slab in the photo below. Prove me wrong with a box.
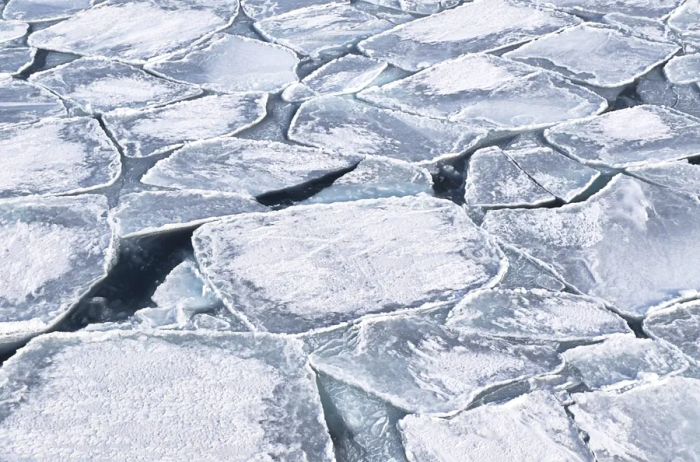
[103,93,267,158]
[644,300,700,364]
[304,157,433,204]
[570,377,700,461]
[465,147,555,208]
[30,57,202,115]
[668,0,700,47]
[193,196,505,334]
[630,161,700,197]
[0,78,65,125]
[0,47,33,76]
[544,105,700,168]
[505,147,601,202]
[254,3,392,57]
[145,34,299,94]
[664,54,700,85]
[363,0,459,15]
[241,0,345,20]
[483,175,700,318]
[358,54,606,131]
[0,195,115,351]
[562,334,689,392]
[532,0,682,19]
[281,54,386,102]
[400,392,590,462]
[310,315,562,415]
[446,288,629,342]
[358,0,579,71]
[288,96,487,164]
[498,245,566,291]
[2,0,93,22]
[0,20,27,45]
[28,0,238,64]
[0,117,121,198]
[142,138,360,197]
[0,331,334,461]
[504,23,680,89]
[114,190,266,238]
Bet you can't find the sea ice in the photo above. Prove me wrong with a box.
[504,23,680,89]
[0,117,121,198]
[602,13,675,44]
[288,95,487,164]
[358,0,579,71]
[532,0,682,19]
[141,138,360,197]
[544,105,700,168]
[636,69,700,118]
[399,391,590,462]
[241,0,345,20]
[103,93,267,158]
[30,57,202,114]
[668,0,700,47]
[0,19,27,45]
[362,0,459,15]
[0,78,65,125]
[630,161,700,196]
[482,175,700,318]
[644,300,700,364]
[151,260,222,315]
[309,315,562,415]
[497,245,566,291]
[145,33,299,94]
[0,331,335,461]
[0,47,33,76]
[0,195,115,351]
[193,196,505,334]
[2,0,92,21]
[664,54,700,85]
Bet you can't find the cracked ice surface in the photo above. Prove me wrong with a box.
[644,300,700,365]
[630,161,700,196]
[0,20,27,45]
[532,0,682,20]
[2,0,93,22]
[0,78,65,125]
[0,47,33,76]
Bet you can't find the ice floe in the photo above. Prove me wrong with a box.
[0,47,33,76]
[664,54,700,85]
[533,0,682,19]
[630,161,700,196]
[0,19,27,45]
[668,0,700,47]
[0,77,65,125]
[497,245,566,291]
[602,13,675,44]
[2,0,93,22]
[364,0,458,15]
[636,68,700,118]
[241,0,344,20]
[644,300,700,364]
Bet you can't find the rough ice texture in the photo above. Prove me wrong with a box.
[465,147,555,208]
[446,288,629,342]
[142,137,360,197]
[664,54,700,85]
[0,117,121,198]
[0,78,65,125]
[400,391,590,462]
[0,19,27,45]
[27,0,238,64]
[145,33,299,94]
[0,331,335,461]
[193,196,505,334]
[602,13,675,44]
[241,0,345,20]
[630,161,700,196]
[497,245,566,292]
[364,0,459,15]
[358,54,606,131]
[0,47,33,76]
[505,147,601,202]
[304,157,433,204]
[2,0,92,21]
[0,195,115,351]
[282,54,386,102]
[288,95,486,164]
[483,175,700,318]
[254,3,392,57]
[30,57,202,114]
[668,0,700,46]
[114,190,266,238]
[103,93,268,158]
[563,334,689,391]
[504,23,680,89]
[358,0,579,71]
[570,377,700,461]
[152,260,222,314]
[637,68,700,118]
[534,0,682,19]
[545,105,700,168]
[644,300,700,365]
[310,315,562,415]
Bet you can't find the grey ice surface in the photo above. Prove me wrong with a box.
[241,0,344,20]
[532,0,682,19]
[0,77,65,125]
[636,68,700,118]
[644,300,700,365]
[0,47,33,76]
[2,0,93,22]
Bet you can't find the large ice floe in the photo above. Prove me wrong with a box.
[629,160,700,196]
[192,196,505,333]
[668,0,700,47]
[531,0,682,19]
[241,0,344,20]
[664,54,700,85]
[483,175,700,318]
[644,300,700,364]
[0,77,65,126]
[0,195,116,352]
[2,0,93,22]
[0,331,335,461]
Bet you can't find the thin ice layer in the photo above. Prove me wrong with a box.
[241,0,345,20]
[254,3,392,57]
[145,34,299,94]
[570,377,700,461]
[482,175,700,318]
[0,331,334,461]
[637,68,700,119]
[2,0,92,21]
[28,0,237,64]
[562,334,689,391]
[504,23,679,89]
[630,161,700,196]
[0,195,115,351]
[446,288,629,342]
[193,196,505,334]
[0,78,65,125]
[310,315,561,415]
[289,95,487,164]
[30,57,202,114]
[0,20,27,45]
[142,138,360,197]
[358,0,579,71]
[0,47,33,75]
[664,54,700,85]
[644,300,700,364]
[465,147,555,208]
[400,392,590,462]
[532,0,682,19]
[358,53,606,131]
[0,117,121,198]
[544,105,700,168]
[114,190,266,238]
[281,54,386,102]
[103,93,267,158]
[304,157,433,204]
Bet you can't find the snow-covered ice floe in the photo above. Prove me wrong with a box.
[0,77,65,126]
[2,0,93,22]
[664,54,700,85]
[644,300,700,365]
